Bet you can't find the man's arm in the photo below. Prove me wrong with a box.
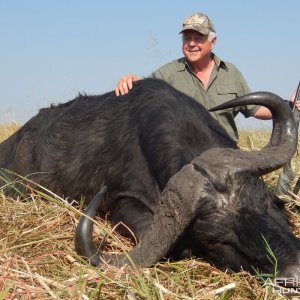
[253,106,272,120]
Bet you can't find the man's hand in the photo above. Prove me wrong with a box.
[115,74,142,96]
[290,88,300,111]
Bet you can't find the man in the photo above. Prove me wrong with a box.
[115,12,272,142]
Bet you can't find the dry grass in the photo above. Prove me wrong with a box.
[0,123,300,299]
[0,122,19,142]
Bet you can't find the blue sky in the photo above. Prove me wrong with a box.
[0,1,299,129]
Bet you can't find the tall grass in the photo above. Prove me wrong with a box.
[0,123,299,299]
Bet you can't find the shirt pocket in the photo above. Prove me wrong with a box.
[215,85,240,114]
[216,85,239,100]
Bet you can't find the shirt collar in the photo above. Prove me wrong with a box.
[178,53,229,72]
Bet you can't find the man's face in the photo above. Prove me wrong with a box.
[181,30,216,64]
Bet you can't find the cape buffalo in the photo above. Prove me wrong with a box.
[0,78,299,278]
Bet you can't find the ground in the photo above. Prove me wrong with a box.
[1,124,300,299]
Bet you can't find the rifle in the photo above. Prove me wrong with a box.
[291,81,300,194]
[292,80,300,112]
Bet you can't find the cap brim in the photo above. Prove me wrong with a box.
[179,25,211,35]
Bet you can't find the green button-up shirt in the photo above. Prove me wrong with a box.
[150,54,258,141]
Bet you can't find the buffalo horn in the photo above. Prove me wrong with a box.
[209,92,298,175]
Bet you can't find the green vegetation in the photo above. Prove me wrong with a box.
[0,123,299,299]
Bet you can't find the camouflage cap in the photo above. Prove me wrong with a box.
[180,13,216,35]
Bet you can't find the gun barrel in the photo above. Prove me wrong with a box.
[292,81,300,112]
